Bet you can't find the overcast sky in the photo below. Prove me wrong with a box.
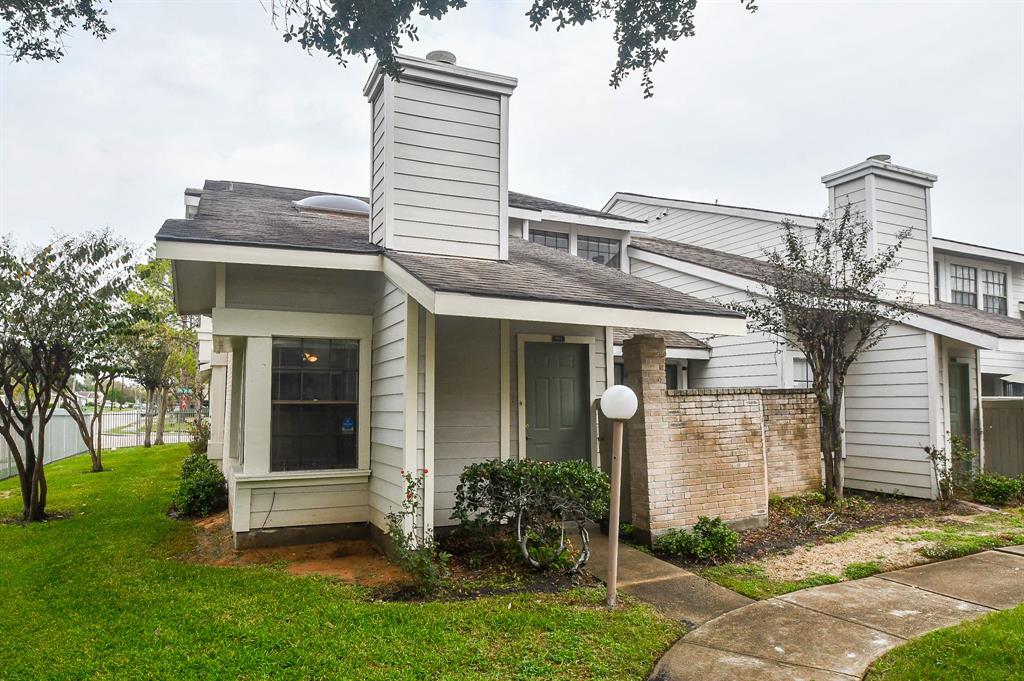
[2,0,1022,253]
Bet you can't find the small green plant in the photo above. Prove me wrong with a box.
[653,516,739,564]
[843,561,881,579]
[619,522,635,540]
[701,563,839,599]
[171,452,227,517]
[187,417,211,456]
[970,474,1023,506]
[387,468,450,595]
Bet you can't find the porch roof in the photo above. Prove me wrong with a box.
[612,327,708,350]
[915,302,1024,340]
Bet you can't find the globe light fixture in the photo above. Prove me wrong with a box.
[599,384,638,609]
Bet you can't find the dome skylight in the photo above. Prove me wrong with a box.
[293,194,370,216]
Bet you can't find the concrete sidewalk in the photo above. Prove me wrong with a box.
[587,531,751,628]
[647,547,1024,680]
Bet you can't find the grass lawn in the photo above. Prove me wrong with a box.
[0,445,680,680]
[866,604,1024,681]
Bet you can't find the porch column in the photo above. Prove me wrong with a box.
[242,336,273,475]
[621,334,667,545]
[206,352,228,462]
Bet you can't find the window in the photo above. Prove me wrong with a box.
[271,338,359,471]
[950,265,977,308]
[577,235,621,268]
[982,269,1008,315]
[934,260,940,302]
[665,363,678,390]
[793,357,813,389]
[530,229,569,251]
[613,362,624,386]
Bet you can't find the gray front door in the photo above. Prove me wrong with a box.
[525,342,589,462]
[949,360,972,448]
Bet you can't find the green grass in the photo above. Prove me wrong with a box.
[0,446,681,680]
[843,560,881,580]
[866,605,1024,681]
[700,564,839,600]
[908,511,1024,560]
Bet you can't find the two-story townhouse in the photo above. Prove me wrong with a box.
[596,158,1024,498]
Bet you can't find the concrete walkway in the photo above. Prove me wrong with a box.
[646,547,1024,680]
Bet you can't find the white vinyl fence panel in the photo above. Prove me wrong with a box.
[0,409,88,481]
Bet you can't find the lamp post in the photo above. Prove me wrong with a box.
[600,384,638,609]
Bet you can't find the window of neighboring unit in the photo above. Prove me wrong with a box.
[665,363,678,390]
[950,265,978,308]
[577,235,621,268]
[613,362,624,386]
[530,229,569,251]
[793,357,813,389]
[982,269,1008,315]
[271,337,359,472]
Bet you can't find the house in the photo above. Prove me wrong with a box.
[156,52,748,547]
[602,157,1024,498]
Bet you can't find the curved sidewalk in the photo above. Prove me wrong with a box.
[649,546,1024,680]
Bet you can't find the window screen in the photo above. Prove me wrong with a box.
[950,265,977,308]
[577,235,621,268]
[271,338,359,471]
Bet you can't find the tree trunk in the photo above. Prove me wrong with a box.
[92,408,103,472]
[144,388,155,448]
[155,388,168,446]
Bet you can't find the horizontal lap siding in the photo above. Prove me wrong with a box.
[980,349,1024,376]
[371,95,386,245]
[612,200,794,258]
[844,324,933,498]
[248,483,369,529]
[630,261,781,388]
[390,81,502,259]
[874,178,930,304]
[433,317,501,527]
[370,282,407,530]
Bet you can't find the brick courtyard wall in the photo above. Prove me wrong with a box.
[620,336,820,543]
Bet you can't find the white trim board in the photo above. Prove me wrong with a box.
[604,192,820,229]
[155,239,383,272]
[508,206,646,233]
[612,345,710,360]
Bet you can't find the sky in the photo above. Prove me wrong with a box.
[2,0,1022,253]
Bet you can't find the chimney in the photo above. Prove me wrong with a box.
[363,52,518,260]
[821,156,937,305]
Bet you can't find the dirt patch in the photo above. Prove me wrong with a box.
[186,512,408,587]
[735,493,974,561]
[0,490,13,500]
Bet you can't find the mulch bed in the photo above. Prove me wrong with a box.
[734,492,975,561]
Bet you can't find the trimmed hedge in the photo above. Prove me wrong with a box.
[171,452,228,517]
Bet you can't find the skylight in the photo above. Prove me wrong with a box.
[292,194,370,216]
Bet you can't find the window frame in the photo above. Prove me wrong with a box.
[950,264,978,308]
[529,229,570,252]
[982,269,1008,315]
[577,234,621,268]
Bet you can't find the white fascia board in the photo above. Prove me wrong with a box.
[381,258,436,312]
[606,192,820,229]
[154,239,383,272]
[508,206,645,233]
[432,292,746,336]
[902,312,999,350]
[932,238,1024,265]
[629,246,771,297]
[612,345,710,360]
[821,159,937,188]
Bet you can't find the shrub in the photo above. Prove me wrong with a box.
[171,452,227,517]
[187,417,211,456]
[388,469,450,595]
[653,516,739,564]
[970,474,1023,506]
[452,459,610,571]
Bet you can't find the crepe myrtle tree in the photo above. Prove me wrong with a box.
[729,207,915,500]
[0,231,133,520]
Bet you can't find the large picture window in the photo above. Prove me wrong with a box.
[950,265,977,308]
[577,235,621,268]
[982,269,1008,315]
[271,338,359,471]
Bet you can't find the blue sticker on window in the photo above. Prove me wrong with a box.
[341,417,355,434]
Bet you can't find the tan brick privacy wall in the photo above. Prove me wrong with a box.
[620,335,820,540]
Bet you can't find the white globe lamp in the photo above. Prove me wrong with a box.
[599,384,638,609]
[600,385,638,421]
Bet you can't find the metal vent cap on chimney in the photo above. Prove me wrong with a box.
[867,154,892,163]
[426,50,457,65]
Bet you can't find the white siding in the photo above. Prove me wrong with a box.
[248,482,369,529]
[844,324,933,498]
[630,260,782,388]
[369,281,408,530]
[368,77,507,259]
[874,177,930,304]
[612,199,797,259]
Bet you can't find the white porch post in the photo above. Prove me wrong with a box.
[242,336,273,476]
[206,352,228,462]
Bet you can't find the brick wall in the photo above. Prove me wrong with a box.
[620,335,820,542]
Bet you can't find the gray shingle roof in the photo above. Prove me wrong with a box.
[612,327,708,350]
[916,302,1024,340]
[509,191,645,224]
[388,238,743,318]
[156,180,738,319]
[157,180,380,254]
[630,236,773,283]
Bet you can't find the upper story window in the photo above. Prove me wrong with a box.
[271,337,359,471]
[793,357,813,389]
[982,269,1008,315]
[934,260,940,302]
[950,265,978,308]
[530,229,569,251]
[578,235,621,268]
